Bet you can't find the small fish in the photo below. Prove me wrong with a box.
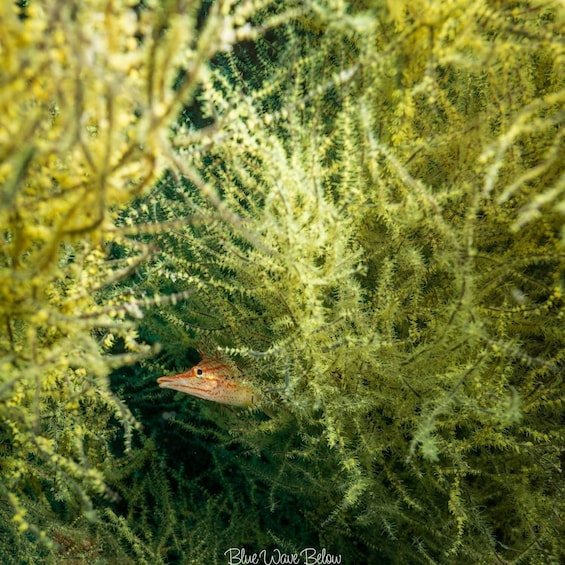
[157,357,256,408]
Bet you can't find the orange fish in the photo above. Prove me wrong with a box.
[157,357,256,408]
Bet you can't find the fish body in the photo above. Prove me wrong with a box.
[157,357,256,408]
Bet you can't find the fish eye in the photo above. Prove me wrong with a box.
[196,368,203,375]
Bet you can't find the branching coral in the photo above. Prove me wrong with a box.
[1,0,563,563]
[0,0,299,560]
[134,1,564,562]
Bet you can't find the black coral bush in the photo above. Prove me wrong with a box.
[1,0,563,563]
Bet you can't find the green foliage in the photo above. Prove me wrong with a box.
[1,0,564,563]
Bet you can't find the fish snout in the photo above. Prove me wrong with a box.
[157,374,190,391]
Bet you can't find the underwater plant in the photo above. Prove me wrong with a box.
[1,0,564,563]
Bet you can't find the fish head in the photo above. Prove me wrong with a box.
[157,358,254,407]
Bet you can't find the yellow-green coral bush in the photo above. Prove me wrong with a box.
[133,0,564,562]
[1,0,564,563]
[0,0,298,561]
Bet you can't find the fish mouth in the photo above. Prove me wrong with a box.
[157,376,222,402]
[157,376,190,392]
[157,375,178,384]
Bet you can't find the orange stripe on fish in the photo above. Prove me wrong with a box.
[157,357,256,408]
